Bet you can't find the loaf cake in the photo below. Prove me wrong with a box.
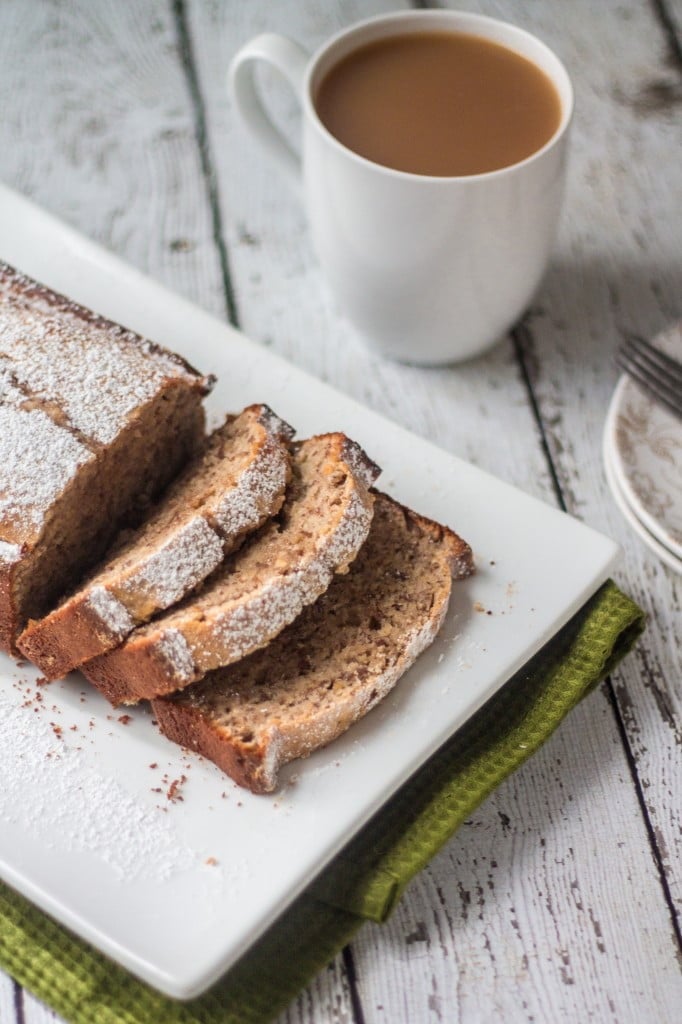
[153,491,474,793]
[83,433,380,705]
[18,405,294,679]
[0,263,209,653]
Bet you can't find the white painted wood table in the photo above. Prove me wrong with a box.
[0,1,680,1021]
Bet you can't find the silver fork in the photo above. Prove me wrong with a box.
[616,331,682,421]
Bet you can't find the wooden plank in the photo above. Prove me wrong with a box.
[18,992,59,1024]
[656,0,682,51]
[353,700,682,1022]
[0,0,224,318]
[0,976,19,1024]
[185,0,682,1021]
[0,979,60,1024]
[278,959,355,1024]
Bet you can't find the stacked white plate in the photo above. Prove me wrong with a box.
[603,323,682,575]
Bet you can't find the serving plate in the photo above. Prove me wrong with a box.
[605,323,682,561]
[0,184,619,999]
[603,412,682,574]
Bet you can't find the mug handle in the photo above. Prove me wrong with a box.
[229,34,310,192]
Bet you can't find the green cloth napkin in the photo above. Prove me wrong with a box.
[0,579,644,1024]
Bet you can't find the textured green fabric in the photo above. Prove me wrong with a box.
[0,579,644,1024]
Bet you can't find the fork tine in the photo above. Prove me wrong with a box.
[614,346,675,393]
[620,346,682,400]
[622,333,682,385]
[616,350,682,421]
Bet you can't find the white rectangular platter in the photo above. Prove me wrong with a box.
[0,184,619,999]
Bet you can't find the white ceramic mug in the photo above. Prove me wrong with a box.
[229,10,573,365]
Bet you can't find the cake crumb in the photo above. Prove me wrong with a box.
[166,775,187,802]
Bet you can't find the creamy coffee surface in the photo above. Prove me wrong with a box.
[315,31,562,176]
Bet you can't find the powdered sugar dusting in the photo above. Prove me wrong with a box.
[319,487,375,573]
[0,683,211,884]
[0,358,22,403]
[212,442,289,538]
[129,517,223,608]
[202,488,373,668]
[210,567,320,664]
[341,437,381,489]
[451,549,475,581]
[207,404,292,540]
[0,263,199,445]
[0,540,21,565]
[0,403,91,537]
[259,732,285,792]
[156,629,196,684]
[255,405,294,443]
[151,438,375,680]
[86,586,135,639]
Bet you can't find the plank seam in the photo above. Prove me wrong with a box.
[12,980,24,1024]
[511,323,682,952]
[604,680,682,945]
[342,945,367,1024]
[511,324,567,512]
[649,0,682,67]
[171,0,241,327]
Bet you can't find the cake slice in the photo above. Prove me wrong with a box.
[18,405,294,679]
[0,263,209,653]
[83,433,380,705]
[152,492,474,793]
